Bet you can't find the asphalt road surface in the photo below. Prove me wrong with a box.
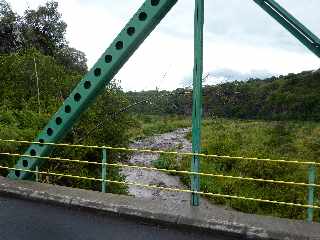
[0,195,240,240]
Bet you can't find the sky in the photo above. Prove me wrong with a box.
[8,0,320,91]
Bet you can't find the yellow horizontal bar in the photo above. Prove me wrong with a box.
[0,139,319,166]
[0,165,319,210]
[1,152,319,188]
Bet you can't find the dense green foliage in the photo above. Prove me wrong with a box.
[0,48,81,112]
[1,0,319,222]
[127,70,320,121]
[0,1,136,194]
[0,48,134,193]
[0,0,87,73]
[128,115,191,140]
[153,118,320,220]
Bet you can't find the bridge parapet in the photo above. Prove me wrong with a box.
[1,176,319,240]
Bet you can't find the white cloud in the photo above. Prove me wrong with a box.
[7,0,320,91]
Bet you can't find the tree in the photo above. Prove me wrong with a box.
[1,1,87,73]
[0,0,20,53]
[0,48,82,111]
[56,46,88,74]
[21,1,67,56]
[20,1,88,73]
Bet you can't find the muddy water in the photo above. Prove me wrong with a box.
[121,128,192,203]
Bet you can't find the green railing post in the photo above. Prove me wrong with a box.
[191,0,204,206]
[307,165,316,222]
[101,148,108,193]
[35,165,39,182]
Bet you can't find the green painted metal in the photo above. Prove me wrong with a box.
[254,0,320,221]
[102,148,108,193]
[35,165,39,182]
[8,0,178,180]
[307,165,316,222]
[253,0,320,58]
[191,0,204,207]
[6,0,319,214]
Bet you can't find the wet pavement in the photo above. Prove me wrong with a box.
[0,195,238,240]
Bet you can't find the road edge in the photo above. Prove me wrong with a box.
[0,177,319,240]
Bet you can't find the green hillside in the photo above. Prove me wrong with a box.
[127,70,320,121]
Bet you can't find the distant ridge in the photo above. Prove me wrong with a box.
[127,70,320,121]
[313,68,320,74]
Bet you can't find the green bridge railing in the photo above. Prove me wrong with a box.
[0,138,318,222]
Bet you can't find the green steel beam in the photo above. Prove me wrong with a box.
[191,0,204,206]
[253,0,320,58]
[8,0,177,180]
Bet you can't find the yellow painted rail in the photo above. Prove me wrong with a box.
[0,138,319,215]
[0,165,319,210]
[1,152,319,188]
[1,139,319,166]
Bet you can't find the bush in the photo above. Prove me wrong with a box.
[154,118,320,220]
[0,50,133,195]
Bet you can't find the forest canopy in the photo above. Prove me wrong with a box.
[0,0,87,73]
[127,70,320,121]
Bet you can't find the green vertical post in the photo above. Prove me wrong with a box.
[307,165,316,222]
[35,165,39,182]
[102,148,108,193]
[191,0,204,206]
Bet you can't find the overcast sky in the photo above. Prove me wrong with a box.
[8,0,320,91]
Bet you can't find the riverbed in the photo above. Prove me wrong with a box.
[121,128,192,203]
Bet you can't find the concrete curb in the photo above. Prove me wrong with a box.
[0,177,319,240]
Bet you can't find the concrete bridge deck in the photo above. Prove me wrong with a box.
[0,177,319,240]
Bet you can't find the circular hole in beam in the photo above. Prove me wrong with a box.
[105,55,112,63]
[94,68,101,77]
[15,170,20,177]
[151,0,160,6]
[74,93,82,102]
[84,81,91,89]
[65,105,71,113]
[23,159,28,167]
[139,12,147,21]
[56,117,62,125]
[47,128,53,136]
[30,149,36,156]
[39,139,44,147]
[127,27,135,36]
[115,41,123,50]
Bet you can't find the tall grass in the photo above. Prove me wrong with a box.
[156,118,320,220]
[128,114,191,140]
